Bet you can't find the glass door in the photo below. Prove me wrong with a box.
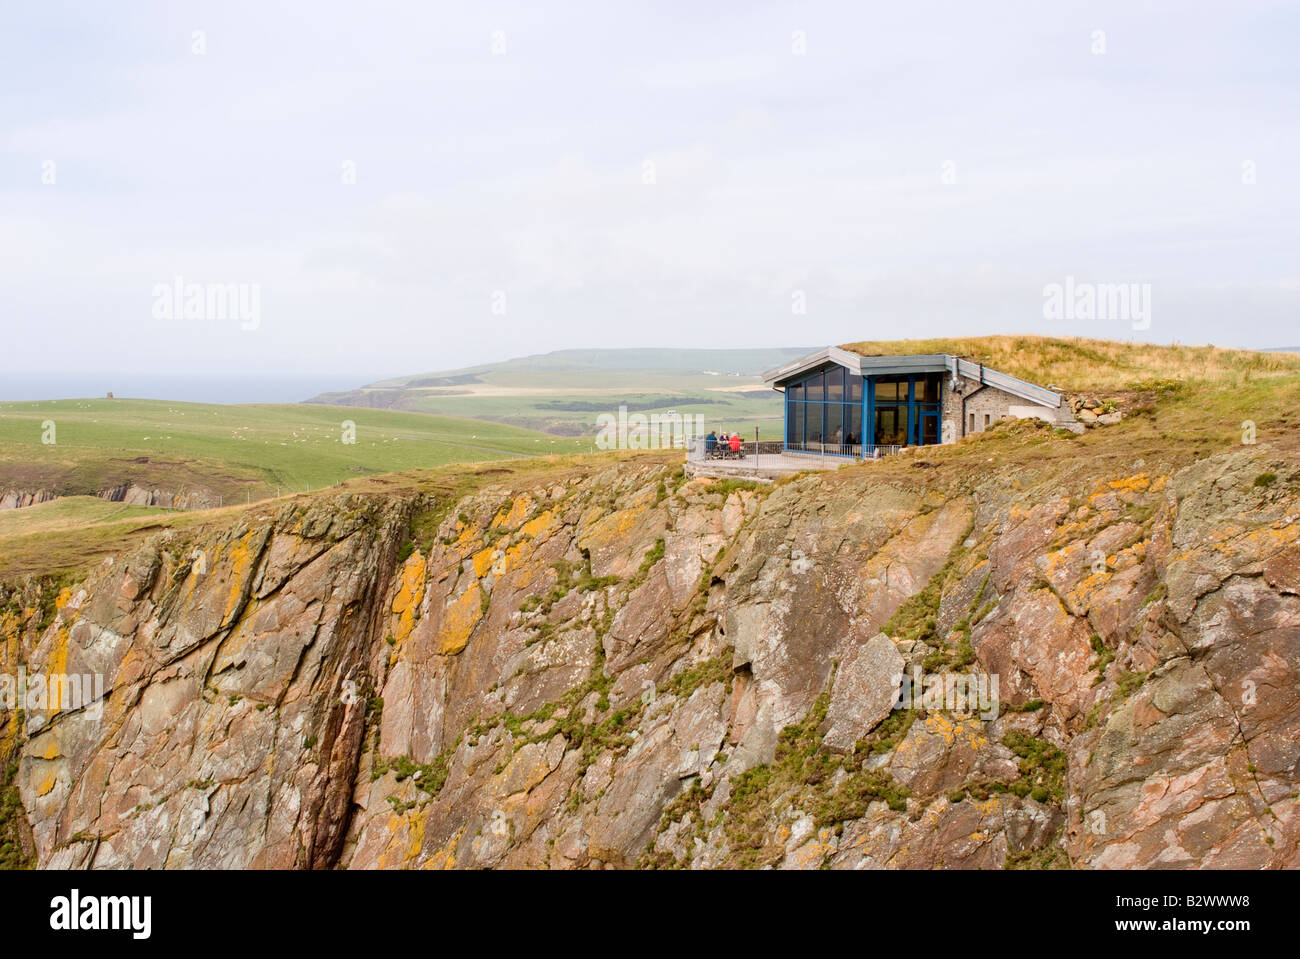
[919,408,940,445]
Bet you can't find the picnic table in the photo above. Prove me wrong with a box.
[707,444,745,460]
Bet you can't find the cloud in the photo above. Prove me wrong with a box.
[1,0,1298,378]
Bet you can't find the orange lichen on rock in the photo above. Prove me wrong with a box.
[1108,472,1152,493]
[492,495,532,530]
[520,509,556,539]
[43,625,71,721]
[437,583,484,656]
[471,546,496,579]
[390,552,427,651]
[222,533,259,623]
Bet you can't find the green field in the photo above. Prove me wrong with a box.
[394,385,785,440]
[0,398,588,504]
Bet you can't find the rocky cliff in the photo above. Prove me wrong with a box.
[1,484,219,511]
[2,433,1297,869]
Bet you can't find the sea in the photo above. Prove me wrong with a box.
[0,372,383,405]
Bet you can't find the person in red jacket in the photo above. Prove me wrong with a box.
[729,432,742,454]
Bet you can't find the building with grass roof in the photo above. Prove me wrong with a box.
[763,347,1078,458]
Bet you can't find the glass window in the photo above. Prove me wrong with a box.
[804,372,824,402]
[874,379,902,402]
[846,374,863,402]
[808,403,823,443]
[826,368,844,402]
[826,403,843,445]
[846,405,862,445]
[788,381,801,400]
[788,402,803,447]
[916,374,941,403]
[875,407,905,446]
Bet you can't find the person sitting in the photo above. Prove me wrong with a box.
[704,431,718,458]
[729,432,742,455]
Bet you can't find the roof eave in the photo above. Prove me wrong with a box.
[762,346,862,386]
[762,346,1062,409]
[953,357,1062,408]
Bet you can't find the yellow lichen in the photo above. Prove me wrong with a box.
[471,546,496,579]
[386,554,427,662]
[492,495,532,530]
[43,625,71,721]
[520,509,556,539]
[222,534,259,622]
[1108,472,1151,493]
[925,713,958,745]
[437,584,484,656]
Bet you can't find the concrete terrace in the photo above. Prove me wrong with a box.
[684,440,900,480]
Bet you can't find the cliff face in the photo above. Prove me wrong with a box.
[1,484,219,511]
[0,490,58,510]
[4,443,1298,869]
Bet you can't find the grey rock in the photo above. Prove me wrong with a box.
[820,633,904,752]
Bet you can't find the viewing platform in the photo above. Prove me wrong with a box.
[682,346,1071,481]
[685,439,901,480]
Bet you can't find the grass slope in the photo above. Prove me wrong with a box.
[0,497,191,580]
[841,335,1300,392]
[0,398,586,503]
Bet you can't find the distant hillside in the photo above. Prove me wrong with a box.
[307,347,814,437]
[369,347,818,385]
[307,340,1300,436]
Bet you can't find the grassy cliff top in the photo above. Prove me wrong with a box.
[840,335,1300,392]
[5,337,1300,584]
[0,398,587,503]
[0,451,680,581]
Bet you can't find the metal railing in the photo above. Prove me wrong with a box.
[688,437,773,462]
[863,444,903,459]
[781,442,902,461]
[686,437,902,467]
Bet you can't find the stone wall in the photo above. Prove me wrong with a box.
[943,374,1075,440]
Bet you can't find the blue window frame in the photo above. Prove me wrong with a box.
[805,372,824,402]
[863,373,942,447]
[785,366,943,456]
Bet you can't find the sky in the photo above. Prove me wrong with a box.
[2,0,1298,388]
